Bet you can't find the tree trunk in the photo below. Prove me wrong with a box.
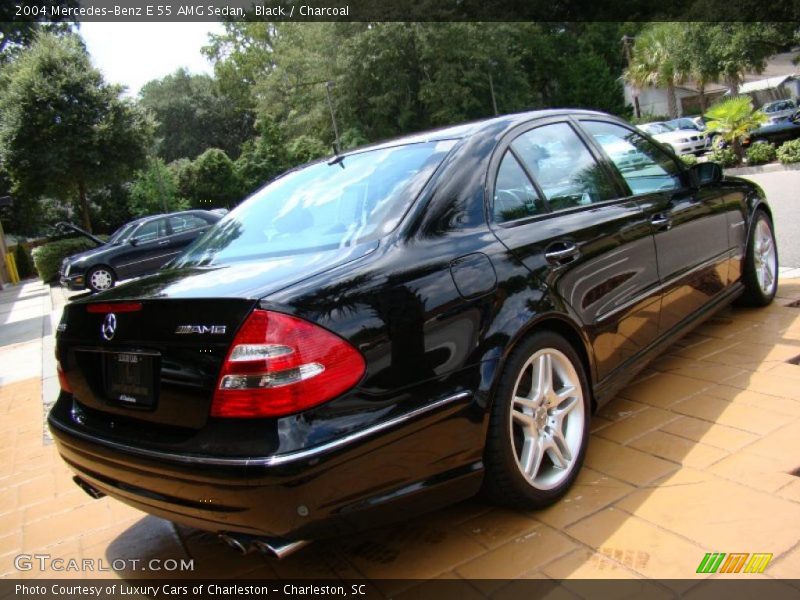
[667,82,678,118]
[78,180,92,233]
[732,138,744,165]
[726,75,739,96]
[698,83,707,114]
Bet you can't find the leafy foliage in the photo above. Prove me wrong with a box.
[31,237,99,282]
[129,157,189,217]
[679,154,698,166]
[624,24,686,118]
[139,68,254,162]
[746,142,776,165]
[14,243,34,279]
[0,33,152,232]
[705,97,767,162]
[709,146,738,168]
[776,139,800,164]
[180,149,241,209]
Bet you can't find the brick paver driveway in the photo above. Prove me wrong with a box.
[2,280,800,593]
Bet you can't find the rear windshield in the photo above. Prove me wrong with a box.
[172,140,456,267]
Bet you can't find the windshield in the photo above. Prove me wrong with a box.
[172,140,457,267]
[764,100,793,113]
[640,123,673,135]
[108,223,136,244]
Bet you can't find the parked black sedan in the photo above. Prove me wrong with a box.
[49,110,777,558]
[60,210,221,292]
[743,111,800,147]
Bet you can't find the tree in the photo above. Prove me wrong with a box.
[139,68,254,162]
[0,3,76,64]
[705,24,790,95]
[0,33,152,232]
[181,149,241,209]
[235,117,289,196]
[624,24,686,118]
[129,157,189,217]
[705,96,767,162]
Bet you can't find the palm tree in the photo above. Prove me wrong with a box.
[705,96,767,163]
[623,24,685,119]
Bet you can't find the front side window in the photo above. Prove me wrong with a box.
[132,219,167,243]
[582,120,684,195]
[173,140,456,266]
[511,122,617,212]
[169,215,208,234]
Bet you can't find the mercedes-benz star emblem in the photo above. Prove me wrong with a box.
[101,313,117,341]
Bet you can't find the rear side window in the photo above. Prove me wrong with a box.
[582,120,684,195]
[511,122,617,212]
[493,152,546,223]
[169,215,208,234]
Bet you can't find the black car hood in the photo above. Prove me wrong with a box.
[82,241,380,302]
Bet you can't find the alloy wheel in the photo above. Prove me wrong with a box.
[754,218,777,296]
[90,269,113,291]
[508,348,585,490]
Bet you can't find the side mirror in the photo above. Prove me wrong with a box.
[690,162,723,187]
[129,238,139,246]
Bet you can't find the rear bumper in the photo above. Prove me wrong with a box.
[48,390,483,540]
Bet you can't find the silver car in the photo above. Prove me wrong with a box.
[761,99,797,124]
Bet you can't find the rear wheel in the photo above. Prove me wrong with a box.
[87,266,115,293]
[739,211,778,307]
[482,331,590,509]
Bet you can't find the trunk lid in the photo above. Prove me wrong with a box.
[57,242,377,429]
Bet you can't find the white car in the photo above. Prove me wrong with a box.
[638,121,711,156]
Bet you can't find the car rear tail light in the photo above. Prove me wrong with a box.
[211,310,365,418]
[56,360,72,393]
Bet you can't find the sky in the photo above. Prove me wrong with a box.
[79,23,225,96]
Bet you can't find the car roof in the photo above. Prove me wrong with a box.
[342,108,613,155]
[128,210,214,227]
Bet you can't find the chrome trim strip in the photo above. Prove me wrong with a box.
[50,391,472,468]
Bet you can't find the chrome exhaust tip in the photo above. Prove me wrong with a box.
[252,538,309,560]
[218,533,253,555]
[72,476,106,499]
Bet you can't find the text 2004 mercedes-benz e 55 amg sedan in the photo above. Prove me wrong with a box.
[49,110,778,558]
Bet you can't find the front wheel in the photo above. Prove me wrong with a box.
[482,331,591,509]
[87,266,116,293]
[739,211,778,307]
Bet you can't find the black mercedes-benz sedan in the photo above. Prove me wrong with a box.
[49,110,778,558]
[60,210,221,292]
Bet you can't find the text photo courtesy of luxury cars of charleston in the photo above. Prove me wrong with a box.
[49,109,778,558]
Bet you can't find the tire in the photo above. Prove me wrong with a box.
[482,330,591,509]
[87,266,116,293]
[739,211,778,307]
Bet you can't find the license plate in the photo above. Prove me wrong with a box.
[103,352,156,408]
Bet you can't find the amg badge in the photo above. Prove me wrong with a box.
[175,325,227,335]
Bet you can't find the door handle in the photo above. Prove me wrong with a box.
[544,242,580,265]
[158,240,170,246]
[650,214,672,230]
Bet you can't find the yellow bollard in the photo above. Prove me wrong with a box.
[4,252,19,284]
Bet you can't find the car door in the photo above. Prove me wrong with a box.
[488,119,662,382]
[111,218,170,279]
[579,119,730,335]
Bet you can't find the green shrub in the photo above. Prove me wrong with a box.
[746,142,776,165]
[777,139,800,164]
[680,154,698,167]
[31,237,98,283]
[14,244,34,279]
[709,147,738,168]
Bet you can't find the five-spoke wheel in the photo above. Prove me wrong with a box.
[740,211,778,307]
[483,331,590,508]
